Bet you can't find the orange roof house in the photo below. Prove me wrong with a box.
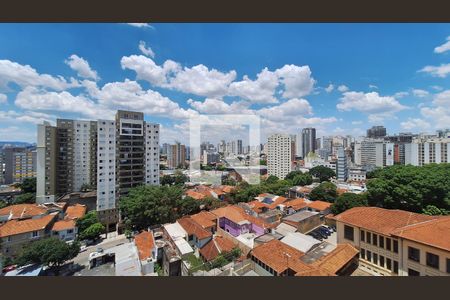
[177,217,213,240]
[190,211,217,229]
[52,219,76,232]
[134,231,156,261]
[65,204,87,220]
[284,198,308,211]
[307,200,332,212]
[0,214,57,238]
[0,204,47,221]
[199,235,235,262]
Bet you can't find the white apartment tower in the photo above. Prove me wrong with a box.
[267,134,292,179]
[405,137,450,166]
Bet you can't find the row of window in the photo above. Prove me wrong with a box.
[360,230,398,253]
[360,248,398,274]
[407,246,447,271]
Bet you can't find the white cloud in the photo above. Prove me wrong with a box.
[0,59,79,91]
[65,54,99,81]
[187,98,251,114]
[169,64,236,98]
[0,110,56,125]
[325,84,334,93]
[351,120,363,125]
[400,118,431,130]
[419,63,450,78]
[412,89,430,98]
[121,55,180,86]
[258,98,313,121]
[434,36,450,54]
[394,91,409,98]
[337,85,349,92]
[337,91,408,115]
[431,85,443,91]
[138,41,155,58]
[126,23,154,29]
[0,126,37,142]
[0,93,7,103]
[369,84,378,89]
[228,68,279,103]
[419,89,450,129]
[275,65,315,98]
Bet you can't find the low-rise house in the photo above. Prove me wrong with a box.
[199,235,235,262]
[0,213,58,258]
[0,204,48,224]
[274,222,297,237]
[65,204,87,220]
[282,210,322,234]
[134,231,157,275]
[176,217,213,249]
[283,198,308,215]
[51,219,77,242]
[190,211,218,233]
[280,232,321,253]
[307,200,332,216]
[334,206,450,276]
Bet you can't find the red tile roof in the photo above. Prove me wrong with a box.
[211,205,275,229]
[0,204,47,219]
[307,201,332,211]
[134,231,155,260]
[52,219,76,231]
[199,235,235,262]
[392,217,450,252]
[334,207,438,236]
[0,214,56,237]
[65,204,86,220]
[310,244,359,274]
[185,190,207,200]
[190,211,217,229]
[177,217,212,240]
[284,198,308,211]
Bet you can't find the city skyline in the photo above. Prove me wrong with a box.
[1,23,450,144]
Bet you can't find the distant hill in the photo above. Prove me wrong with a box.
[0,141,35,148]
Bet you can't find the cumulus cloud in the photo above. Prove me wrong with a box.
[434,36,450,54]
[228,68,279,103]
[325,84,334,93]
[0,126,37,142]
[65,54,99,81]
[412,89,430,98]
[0,59,79,91]
[138,41,155,58]
[419,90,450,129]
[275,65,316,98]
[419,63,450,78]
[337,85,349,92]
[337,91,408,115]
[400,118,431,130]
[126,23,154,29]
[258,98,313,121]
[394,91,409,98]
[0,110,56,125]
[369,84,378,89]
[0,93,7,103]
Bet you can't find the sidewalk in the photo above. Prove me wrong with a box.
[98,233,126,245]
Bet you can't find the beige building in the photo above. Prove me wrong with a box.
[334,207,450,276]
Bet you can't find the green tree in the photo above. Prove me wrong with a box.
[15,237,80,269]
[284,171,304,181]
[174,170,189,185]
[13,193,35,204]
[422,205,448,216]
[259,159,267,166]
[291,173,313,186]
[76,211,99,233]
[0,200,9,209]
[80,183,93,192]
[16,177,36,193]
[265,175,279,184]
[309,166,336,182]
[222,177,237,186]
[331,192,368,215]
[309,181,337,202]
[79,223,105,241]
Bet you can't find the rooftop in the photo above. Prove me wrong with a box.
[190,211,217,229]
[307,201,332,212]
[0,213,56,237]
[282,210,319,223]
[199,235,235,262]
[52,219,76,231]
[281,232,321,253]
[0,204,47,220]
[134,231,155,261]
[65,204,87,220]
[177,217,212,240]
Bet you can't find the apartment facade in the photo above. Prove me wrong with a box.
[167,142,186,169]
[3,147,36,184]
[336,147,348,182]
[405,137,450,166]
[334,207,450,276]
[267,134,292,179]
[301,128,316,158]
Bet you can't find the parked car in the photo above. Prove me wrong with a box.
[314,229,329,239]
[319,226,332,235]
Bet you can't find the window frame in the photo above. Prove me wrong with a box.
[408,246,420,263]
[344,225,354,241]
[426,252,439,270]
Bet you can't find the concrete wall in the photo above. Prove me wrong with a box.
[297,214,322,233]
[1,229,48,258]
[400,239,449,276]
[216,227,252,256]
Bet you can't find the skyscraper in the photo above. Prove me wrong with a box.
[267,134,292,179]
[3,147,37,184]
[367,126,387,139]
[336,147,348,182]
[301,128,317,158]
[167,142,186,169]
[237,139,243,155]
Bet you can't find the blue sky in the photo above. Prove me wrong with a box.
[0,23,450,144]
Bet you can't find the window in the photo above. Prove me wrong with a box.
[408,269,420,276]
[372,234,378,246]
[380,255,385,268]
[386,258,392,271]
[426,252,439,269]
[447,259,450,274]
[393,261,398,274]
[31,231,39,238]
[360,249,365,259]
[379,236,384,249]
[408,247,420,262]
[361,230,365,242]
[393,240,398,253]
[344,225,354,241]
[367,250,372,262]
[386,238,391,251]
[373,253,378,265]
[366,232,371,244]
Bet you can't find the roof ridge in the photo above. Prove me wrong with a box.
[393,216,448,235]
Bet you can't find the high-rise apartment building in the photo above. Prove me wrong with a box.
[296,133,303,158]
[237,139,243,155]
[336,147,348,182]
[0,150,5,184]
[167,142,186,169]
[3,147,37,184]
[301,128,316,158]
[267,134,292,179]
[405,137,450,166]
[367,126,387,139]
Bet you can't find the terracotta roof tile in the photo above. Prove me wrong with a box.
[0,204,47,219]
[284,198,308,210]
[52,219,76,231]
[190,211,217,229]
[185,190,207,200]
[177,217,212,240]
[134,231,155,260]
[200,235,235,262]
[334,207,437,236]
[307,201,332,211]
[310,244,359,274]
[391,217,450,252]
[0,214,56,237]
[65,204,86,220]
[211,205,275,229]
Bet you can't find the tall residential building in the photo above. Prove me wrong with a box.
[267,134,292,179]
[359,140,385,168]
[237,139,243,155]
[0,150,5,184]
[336,147,348,182]
[405,137,450,166]
[367,126,387,139]
[161,143,170,155]
[301,128,316,158]
[3,147,37,184]
[167,142,186,169]
[36,121,58,203]
[316,138,322,150]
[296,133,303,158]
